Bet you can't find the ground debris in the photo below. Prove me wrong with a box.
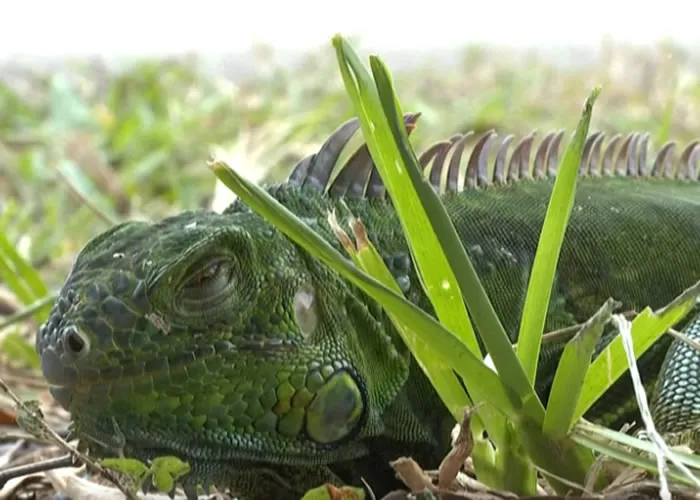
[439,407,476,489]
[378,405,699,500]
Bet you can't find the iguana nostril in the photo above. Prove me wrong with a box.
[63,326,88,357]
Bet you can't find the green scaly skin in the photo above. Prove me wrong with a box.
[35,114,700,499]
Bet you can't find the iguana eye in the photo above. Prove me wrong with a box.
[181,259,233,303]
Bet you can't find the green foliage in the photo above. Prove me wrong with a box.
[574,286,700,421]
[543,299,616,438]
[101,455,190,495]
[331,36,601,495]
[515,86,600,381]
[214,36,700,496]
[0,228,49,309]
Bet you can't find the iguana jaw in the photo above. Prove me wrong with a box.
[37,299,373,464]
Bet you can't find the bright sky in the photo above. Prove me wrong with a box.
[2,0,698,58]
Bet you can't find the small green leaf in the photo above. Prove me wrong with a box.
[16,400,50,441]
[543,298,617,438]
[301,484,366,500]
[0,229,49,310]
[149,455,191,493]
[516,87,601,382]
[574,280,700,421]
[102,457,150,489]
[572,420,700,487]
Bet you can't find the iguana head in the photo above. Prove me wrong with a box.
[35,202,411,466]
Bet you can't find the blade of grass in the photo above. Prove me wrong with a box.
[516,87,601,383]
[573,280,700,421]
[574,419,700,470]
[572,423,700,488]
[0,255,34,306]
[364,53,539,487]
[333,37,608,493]
[543,298,618,438]
[331,37,481,358]
[332,40,538,488]
[0,230,49,301]
[334,36,546,423]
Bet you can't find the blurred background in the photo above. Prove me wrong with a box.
[1,1,700,429]
[2,0,700,288]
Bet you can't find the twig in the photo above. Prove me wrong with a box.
[52,166,119,227]
[541,310,638,344]
[0,375,136,499]
[667,327,700,353]
[0,454,75,487]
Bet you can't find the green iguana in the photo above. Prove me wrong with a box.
[35,113,700,499]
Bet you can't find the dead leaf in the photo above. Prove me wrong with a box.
[439,407,476,488]
[389,457,433,494]
[0,407,17,426]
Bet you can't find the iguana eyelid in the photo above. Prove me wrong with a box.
[179,258,236,305]
[182,257,230,287]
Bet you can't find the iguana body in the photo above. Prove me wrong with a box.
[35,113,700,499]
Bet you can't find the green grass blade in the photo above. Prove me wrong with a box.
[0,254,34,306]
[333,36,548,423]
[0,230,49,302]
[574,419,700,471]
[543,298,617,438]
[573,434,697,487]
[572,421,700,487]
[0,293,57,331]
[330,37,482,355]
[573,280,700,421]
[0,230,52,324]
[516,87,601,383]
[1,332,41,369]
